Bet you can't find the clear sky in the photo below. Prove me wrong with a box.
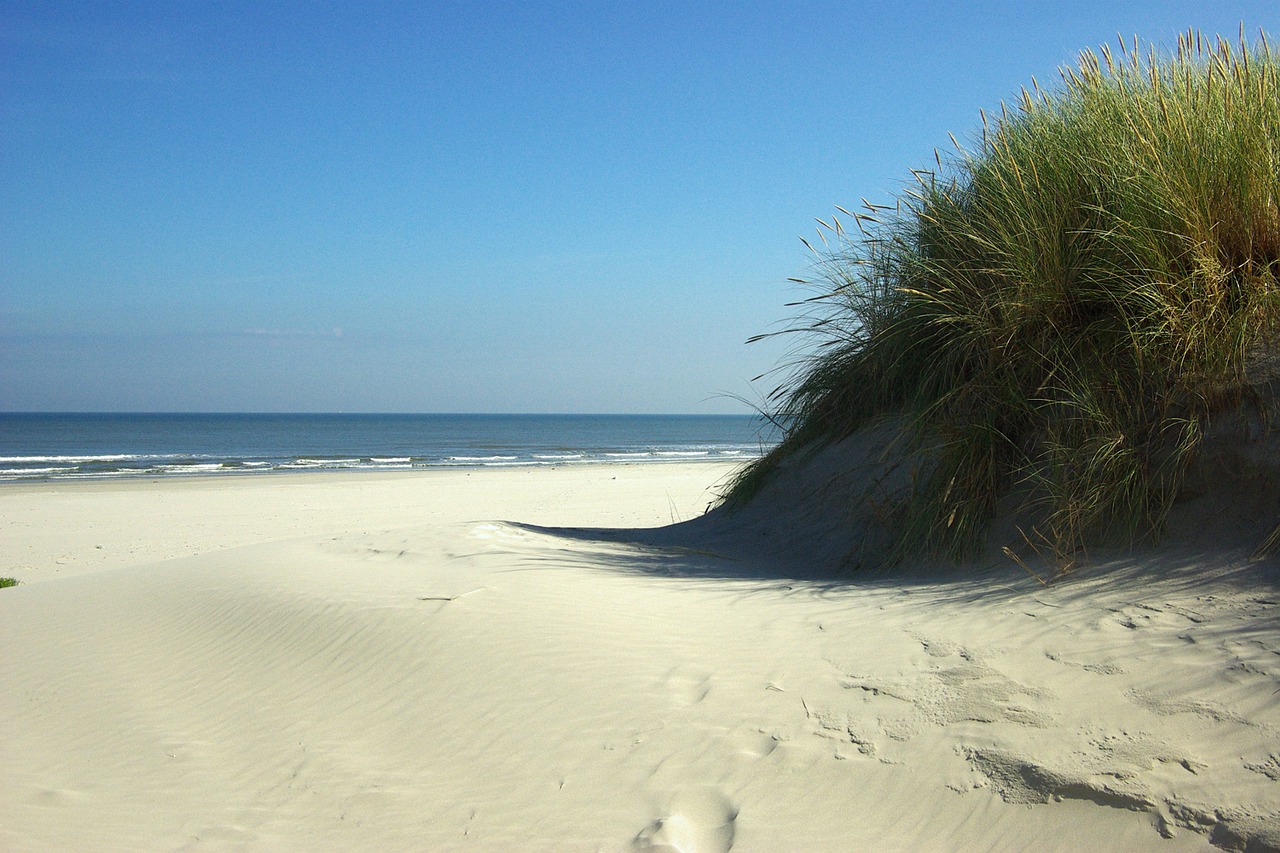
[3,1,1276,413]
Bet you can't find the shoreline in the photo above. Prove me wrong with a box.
[0,458,744,488]
[0,462,743,586]
[0,458,758,487]
[0,455,764,486]
[1,463,1277,850]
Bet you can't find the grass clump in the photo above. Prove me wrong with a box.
[732,29,1280,567]
[0,578,18,589]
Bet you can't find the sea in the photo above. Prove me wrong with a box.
[0,413,778,482]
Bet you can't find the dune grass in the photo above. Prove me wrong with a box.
[731,29,1280,567]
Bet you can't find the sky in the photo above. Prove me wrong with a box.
[3,1,1277,414]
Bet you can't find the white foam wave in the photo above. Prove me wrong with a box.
[58,469,153,479]
[283,458,363,468]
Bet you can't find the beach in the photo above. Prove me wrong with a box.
[2,463,1278,851]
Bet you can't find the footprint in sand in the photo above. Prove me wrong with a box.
[1125,688,1251,725]
[1044,650,1126,675]
[1103,602,1204,635]
[731,727,780,759]
[632,786,739,853]
[665,667,711,707]
[30,787,81,806]
[838,656,1053,738]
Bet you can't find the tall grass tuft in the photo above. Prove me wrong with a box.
[732,29,1280,567]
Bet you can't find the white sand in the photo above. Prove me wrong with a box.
[1,464,1278,851]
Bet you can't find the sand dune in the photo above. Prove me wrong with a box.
[1,465,1278,851]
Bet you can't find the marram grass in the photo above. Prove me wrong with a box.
[731,29,1280,568]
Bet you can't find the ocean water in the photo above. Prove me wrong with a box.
[0,413,777,482]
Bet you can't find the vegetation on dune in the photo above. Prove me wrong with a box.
[0,578,18,589]
[731,29,1280,568]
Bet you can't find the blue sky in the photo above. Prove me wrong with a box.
[2,1,1275,413]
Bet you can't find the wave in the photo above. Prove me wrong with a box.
[0,447,768,482]
[281,458,364,468]
[155,463,227,474]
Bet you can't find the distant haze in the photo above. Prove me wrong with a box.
[3,1,1275,412]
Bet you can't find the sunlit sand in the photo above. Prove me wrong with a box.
[2,464,1276,850]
